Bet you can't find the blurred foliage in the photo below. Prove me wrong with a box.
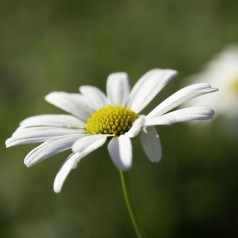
[1,0,238,237]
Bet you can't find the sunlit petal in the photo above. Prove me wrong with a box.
[106,72,130,106]
[141,126,162,162]
[127,69,177,113]
[108,135,132,171]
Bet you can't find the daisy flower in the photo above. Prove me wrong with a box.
[5,69,217,193]
[184,45,238,120]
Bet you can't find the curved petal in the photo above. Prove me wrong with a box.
[19,114,85,129]
[54,134,110,193]
[141,126,162,162]
[125,116,145,138]
[106,72,130,106]
[72,134,108,153]
[6,127,83,147]
[107,135,132,171]
[145,107,215,126]
[79,86,108,110]
[45,92,92,121]
[24,135,82,167]
[53,153,81,193]
[127,69,177,113]
[147,83,218,118]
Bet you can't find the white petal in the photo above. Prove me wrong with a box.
[54,135,109,193]
[79,86,108,110]
[127,69,177,113]
[53,153,82,193]
[106,72,130,106]
[147,83,218,118]
[20,114,85,128]
[72,134,108,153]
[140,126,162,162]
[125,116,145,138]
[145,107,215,126]
[24,135,82,167]
[107,135,132,171]
[45,92,92,121]
[6,127,83,147]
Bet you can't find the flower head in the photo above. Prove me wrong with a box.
[6,69,217,193]
[184,45,238,120]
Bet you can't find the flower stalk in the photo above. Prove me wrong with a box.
[120,171,144,238]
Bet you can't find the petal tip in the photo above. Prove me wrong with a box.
[212,87,219,92]
[44,91,61,103]
[117,163,132,171]
[5,139,11,148]
[210,109,216,118]
[44,92,52,101]
[108,72,127,77]
[53,185,61,194]
[24,160,32,168]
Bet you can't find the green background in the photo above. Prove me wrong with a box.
[1,0,238,237]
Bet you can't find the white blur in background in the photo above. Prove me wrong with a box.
[183,45,238,135]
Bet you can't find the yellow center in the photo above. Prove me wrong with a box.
[86,105,138,136]
[230,77,238,93]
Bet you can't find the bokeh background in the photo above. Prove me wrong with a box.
[1,0,238,237]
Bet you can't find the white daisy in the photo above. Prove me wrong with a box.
[5,69,217,193]
[184,45,238,120]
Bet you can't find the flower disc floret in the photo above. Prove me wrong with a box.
[86,105,139,136]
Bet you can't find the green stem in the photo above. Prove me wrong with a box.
[120,171,144,238]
